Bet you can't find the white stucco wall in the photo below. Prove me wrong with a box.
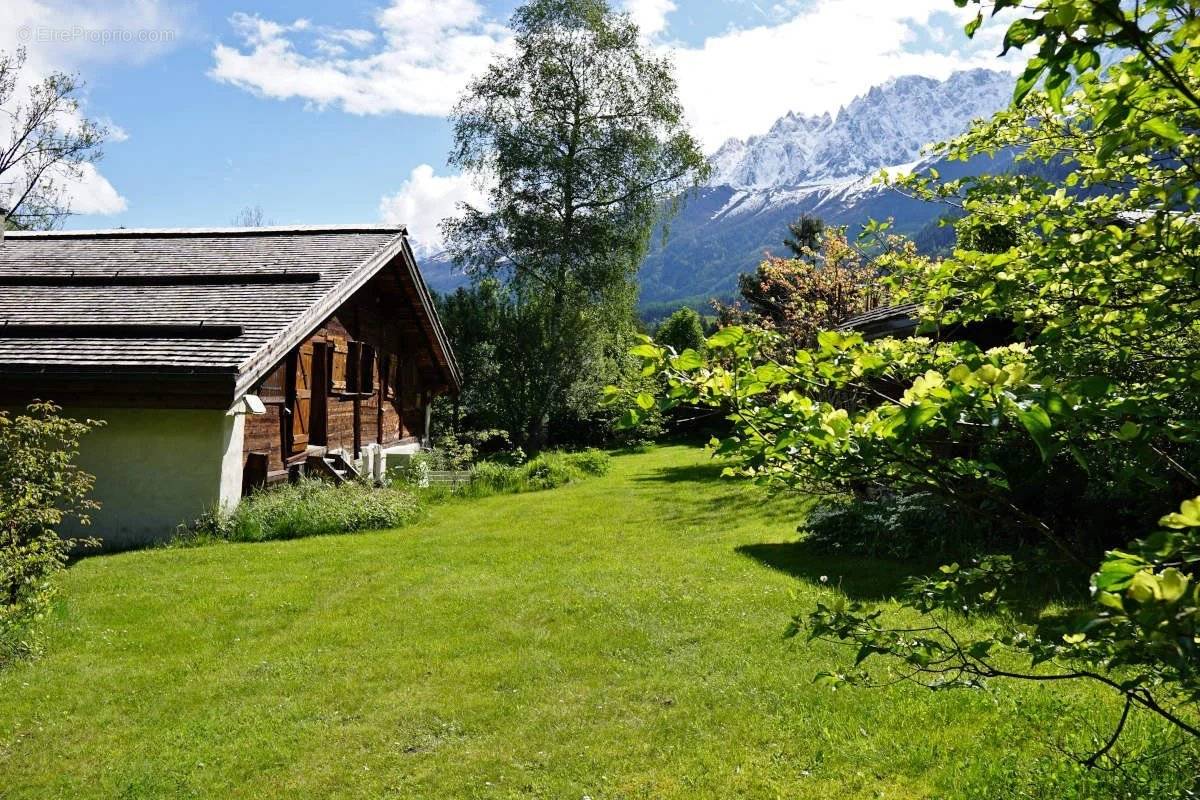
[61,407,245,549]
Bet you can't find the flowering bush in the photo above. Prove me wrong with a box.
[0,402,99,665]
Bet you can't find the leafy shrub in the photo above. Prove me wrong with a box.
[392,429,525,488]
[460,449,610,498]
[655,306,705,353]
[431,429,518,470]
[464,461,522,495]
[189,480,422,543]
[802,493,992,560]
[522,456,575,490]
[714,227,883,351]
[1,402,99,665]
[563,449,610,477]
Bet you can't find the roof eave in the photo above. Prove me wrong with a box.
[1,224,408,240]
[231,232,463,398]
[398,237,463,392]
[0,366,239,410]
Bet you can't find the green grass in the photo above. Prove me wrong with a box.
[0,445,1189,798]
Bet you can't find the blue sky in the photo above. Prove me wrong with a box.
[5,0,1018,249]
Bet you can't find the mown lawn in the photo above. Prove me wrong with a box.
[0,445,1179,798]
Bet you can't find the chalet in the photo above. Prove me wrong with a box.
[0,225,460,548]
[839,302,1014,348]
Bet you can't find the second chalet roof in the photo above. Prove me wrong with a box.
[837,303,919,339]
[0,225,460,395]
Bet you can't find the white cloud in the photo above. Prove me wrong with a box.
[97,118,129,143]
[314,40,347,57]
[314,28,376,57]
[623,0,676,39]
[669,0,1024,149]
[326,28,375,48]
[61,162,127,215]
[0,0,183,219]
[225,12,301,47]
[209,1,511,117]
[378,164,490,256]
[209,1,1022,156]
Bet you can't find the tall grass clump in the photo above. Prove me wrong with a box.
[190,480,422,543]
[460,449,610,498]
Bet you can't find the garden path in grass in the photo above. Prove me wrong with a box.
[0,445,1163,798]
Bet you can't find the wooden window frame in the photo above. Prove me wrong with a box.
[333,340,377,398]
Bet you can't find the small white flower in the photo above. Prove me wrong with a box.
[819,575,829,583]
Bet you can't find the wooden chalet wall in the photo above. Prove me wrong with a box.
[241,266,446,487]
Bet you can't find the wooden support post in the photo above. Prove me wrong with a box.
[353,395,361,458]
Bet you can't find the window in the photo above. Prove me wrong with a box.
[340,340,376,397]
[359,344,376,395]
[346,341,361,395]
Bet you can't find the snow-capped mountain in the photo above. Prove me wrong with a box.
[708,69,1014,189]
[632,69,1018,312]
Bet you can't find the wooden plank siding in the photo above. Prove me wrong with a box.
[241,268,440,487]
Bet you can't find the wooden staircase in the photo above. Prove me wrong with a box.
[304,451,361,485]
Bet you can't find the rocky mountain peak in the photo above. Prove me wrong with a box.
[708,68,1014,190]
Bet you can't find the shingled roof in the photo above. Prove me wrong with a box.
[0,225,460,406]
[837,303,919,339]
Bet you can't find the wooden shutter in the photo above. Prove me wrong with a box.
[405,360,419,406]
[291,344,313,453]
[328,338,348,394]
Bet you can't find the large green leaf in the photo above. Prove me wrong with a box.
[1158,568,1189,603]
[706,327,744,349]
[1161,497,1200,529]
[673,349,704,370]
[1016,405,1054,461]
[1144,117,1184,143]
[903,401,941,433]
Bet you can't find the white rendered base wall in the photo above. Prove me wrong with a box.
[62,408,245,548]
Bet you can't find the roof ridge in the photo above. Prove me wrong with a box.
[2,224,407,239]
